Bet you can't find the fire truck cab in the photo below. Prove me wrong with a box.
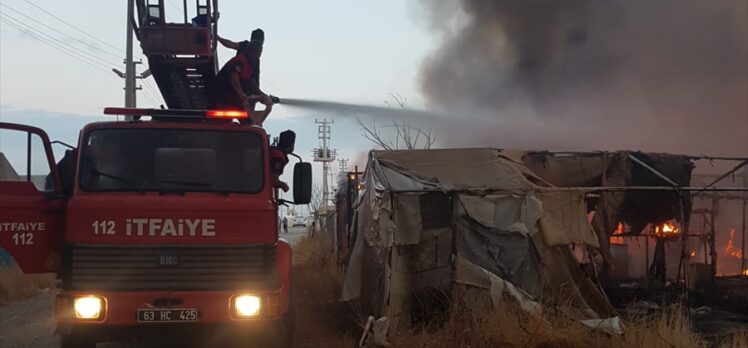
[0,108,311,347]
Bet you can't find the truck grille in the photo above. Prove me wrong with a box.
[62,244,277,291]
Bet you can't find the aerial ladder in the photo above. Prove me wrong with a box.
[132,0,219,109]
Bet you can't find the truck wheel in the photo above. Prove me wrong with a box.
[60,333,97,348]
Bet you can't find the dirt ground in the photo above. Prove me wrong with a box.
[0,291,58,348]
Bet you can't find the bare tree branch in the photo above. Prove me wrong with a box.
[308,184,323,212]
[357,94,437,150]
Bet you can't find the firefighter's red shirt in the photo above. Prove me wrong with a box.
[211,53,256,108]
[270,148,289,175]
[226,53,254,82]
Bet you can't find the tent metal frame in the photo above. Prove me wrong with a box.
[390,152,748,287]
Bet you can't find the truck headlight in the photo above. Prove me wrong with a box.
[233,295,261,317]
[74,296,104,319]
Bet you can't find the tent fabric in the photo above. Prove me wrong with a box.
[393,195,423,245]
[522,151,692,234]
[453,255,541,314]
[455,201,543,297]
[342,148,618,329]
[522,151,693,265]
[375,148,540,191]
[538,191,600,248]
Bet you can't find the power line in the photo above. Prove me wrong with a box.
[0,13,112,70]
[0,14,112,75]
[22,0,126,55]
[0,3,122,63]
[140,86,159,106]
[142,77,165,105]
[142,80,164,106]
[2,2,162,108]
[145,83,164,104]
[166,0,181,12]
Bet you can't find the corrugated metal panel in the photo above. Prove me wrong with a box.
[63,244,277,291]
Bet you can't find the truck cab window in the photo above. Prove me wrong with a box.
[80,129,264,193]
[0,129,55,191]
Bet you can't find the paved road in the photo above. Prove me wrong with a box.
[282,225,308,246]
[0,225,309,348]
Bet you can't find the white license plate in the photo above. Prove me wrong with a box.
[137,308,198,322]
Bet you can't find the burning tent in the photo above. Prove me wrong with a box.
[522,151,694,282]
[340,148,618,332]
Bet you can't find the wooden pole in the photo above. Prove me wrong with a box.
[742,169,747,274]
[710,199,718,279]
[645,236,650,283]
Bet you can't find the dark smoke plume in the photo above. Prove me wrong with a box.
[416,0,748,156]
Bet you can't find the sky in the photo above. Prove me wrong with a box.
[0,0,435,199]
[1,1,747,202]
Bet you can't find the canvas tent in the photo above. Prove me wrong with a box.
[521,151,693,265]
[341,148,618,331]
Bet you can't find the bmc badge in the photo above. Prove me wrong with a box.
[159,255,179,266]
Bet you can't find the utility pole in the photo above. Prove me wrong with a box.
[338,158,349,184]
[312,119,337,214]
[742,168,747,275]
[114,0,153,119]
[339,159,349,172]
[125,0,136,116]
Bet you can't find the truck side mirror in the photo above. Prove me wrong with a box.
[277,130,295,154]
[293,162,312,205]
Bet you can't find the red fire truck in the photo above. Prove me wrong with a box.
[0,108,311,347]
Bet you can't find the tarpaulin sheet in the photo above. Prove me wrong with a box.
[375,148,535,191]
[458,194,542,237]
[523,151,692,235]
[342,148,619,328]
[393,194,422,245]
[455,199,543,297]
[538,191,600,248]
[454,255,541,314]
[522,151,693,266]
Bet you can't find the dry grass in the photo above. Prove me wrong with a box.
[292,236,356,348]
[723,331,748,348]
[0,264,55,304]
[292,236,748,348]
[395,294,748,348]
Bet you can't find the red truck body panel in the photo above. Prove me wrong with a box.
[0,122,64,274]
[65,194,277,245]
[0,118,293,337]
[0,181,65,273]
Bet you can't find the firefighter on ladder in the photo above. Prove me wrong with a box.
[211,39,273,126]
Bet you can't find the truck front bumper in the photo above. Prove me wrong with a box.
[56,289,289,327]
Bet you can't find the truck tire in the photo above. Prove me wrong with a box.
[60,333,97,348]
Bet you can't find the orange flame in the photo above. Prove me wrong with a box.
[725,228,743,259]
[610,222,625,245]
[654,222,680,239]
[743,269,748,276]
[689,250,697,257]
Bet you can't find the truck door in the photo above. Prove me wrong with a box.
[0,122,65,274]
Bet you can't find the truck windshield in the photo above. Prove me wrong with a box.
[80,129,264,193]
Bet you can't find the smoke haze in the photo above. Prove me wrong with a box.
[415,0,748,156]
